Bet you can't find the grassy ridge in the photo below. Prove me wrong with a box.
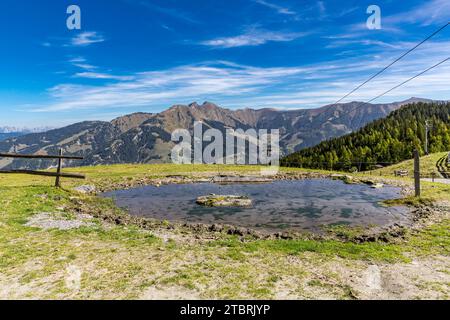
[369,152,447,177]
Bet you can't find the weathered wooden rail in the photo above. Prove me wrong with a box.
[0,150,85,187]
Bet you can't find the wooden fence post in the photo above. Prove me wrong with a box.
[414,149,421,197]
[55,148,63,187]
[0,152,85,185]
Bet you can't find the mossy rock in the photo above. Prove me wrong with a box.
[196,194,252,207]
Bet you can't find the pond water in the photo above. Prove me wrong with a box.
[101,179,409,232]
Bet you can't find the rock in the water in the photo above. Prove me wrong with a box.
[371,183,384,189]
[196,195,252,207]
[331,174,355,184]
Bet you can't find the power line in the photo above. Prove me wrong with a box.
[351,56,450,131]
[334,22,450,105]
[365,56,450,104]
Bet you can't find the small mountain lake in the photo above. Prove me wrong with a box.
[101,179,410,232]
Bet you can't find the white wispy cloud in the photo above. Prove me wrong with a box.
[138,1,200,24]
[34,62,307,112]
[74,72,134,81]
[384,0,450,26]
[71,32,105,46]
[325,22,403,43]
[201,29,309,48]
[69,57,86,63]
[161,24,174,31]
[326,39,403,50]
[68,57,132,80]
[317,1,326,17]
[68,57,97,71]
[28,39,450,113]
[253,0,296,15]
[336,6,359,18]
[72,63,97,70]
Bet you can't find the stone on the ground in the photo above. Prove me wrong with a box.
[25,212,94,230]
[74,185,96,194]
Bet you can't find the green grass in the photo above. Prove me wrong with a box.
[0,159,448,299]
[406,220,450,256]
[0,163,339,190]
[352,152,450,204]
[369,152,448,178]
[212,236,409,263]
[0,164,266,189]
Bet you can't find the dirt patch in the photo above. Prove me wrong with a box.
[349,256,450,299]
[271,253,449,300]
[0,259,65,300]
[25,212,95,230]
[139,285,200,300]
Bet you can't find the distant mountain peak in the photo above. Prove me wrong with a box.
[0,126,54,134]
[187,101,221,109]
[0,98,441,170]
[111,112,153,133]
[200,101,220,110]
[399,97,433,104]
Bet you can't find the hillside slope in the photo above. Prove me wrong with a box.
[368,152,449,178]
[281,102,450,171]
[0,99,426,169]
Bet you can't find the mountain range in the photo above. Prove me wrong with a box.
[0,126,53,142]
[0,97,433,170]
[0,132,22,141]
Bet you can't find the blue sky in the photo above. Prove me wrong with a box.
[1,0,450,127]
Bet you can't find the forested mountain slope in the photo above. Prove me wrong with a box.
[281,102,450,171]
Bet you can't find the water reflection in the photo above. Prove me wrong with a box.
[102,179,409,232]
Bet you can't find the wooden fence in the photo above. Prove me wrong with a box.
[0,149,85,187]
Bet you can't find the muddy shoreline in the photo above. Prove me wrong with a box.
[69,171,448,244]
[92,171,414,193]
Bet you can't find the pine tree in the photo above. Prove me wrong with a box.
[281,102,450,171]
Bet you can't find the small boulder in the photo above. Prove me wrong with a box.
[73,185,96,194]
[196,195,252,207]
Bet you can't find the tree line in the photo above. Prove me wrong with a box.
[281,102,450,171]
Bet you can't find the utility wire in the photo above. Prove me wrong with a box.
[365,56,450,104]
[351,56,450,131]
[334,22,450,104]
[341,54,450,161]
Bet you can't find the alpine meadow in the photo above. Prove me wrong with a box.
[0,0,449,308]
